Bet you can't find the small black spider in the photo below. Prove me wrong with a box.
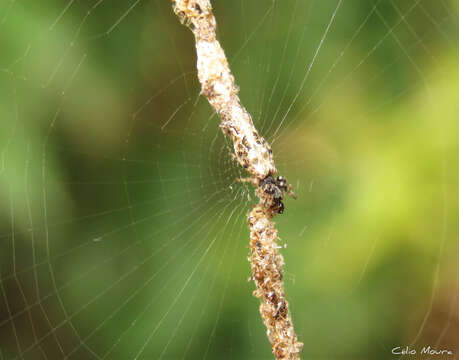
[259,175,295,214]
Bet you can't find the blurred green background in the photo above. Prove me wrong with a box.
[1,0,458,359]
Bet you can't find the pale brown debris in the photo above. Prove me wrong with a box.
[171,1,303,358]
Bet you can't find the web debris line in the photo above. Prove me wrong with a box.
[171,1,303,358]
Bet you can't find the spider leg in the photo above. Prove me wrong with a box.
[236,177,258,186]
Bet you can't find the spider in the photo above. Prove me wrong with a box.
[237,174,296,214]
[259,175,296,214]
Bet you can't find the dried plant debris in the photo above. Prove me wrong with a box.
[172,1,303,358]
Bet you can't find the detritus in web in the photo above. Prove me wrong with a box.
[0,0,458,359]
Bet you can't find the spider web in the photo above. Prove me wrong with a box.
[1,0,458,359]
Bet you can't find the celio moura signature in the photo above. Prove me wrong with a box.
[392,345,453,356]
